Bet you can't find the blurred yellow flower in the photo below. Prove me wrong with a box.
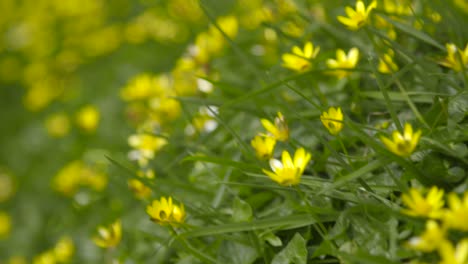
[52,160,108,196]
[263,148,312,186]
[380,123,421,157]
[32,251,56,264]
[401,186,445,218]
[326,48,360,78]
[407,220,446,252]
[282,41,320,72]
[0,170,15,202]
[53,236,74,262]
[45,113,70,138]
[439,43,468,72]
[337,0,377,30]
[251,134,276,160]
[0,211,11,238]
[320,107,344,135]
[378,52,399,74]
[128,133,168,165]
[75,105,100,133]
[444,192,468,231]
[7,256,27,264]
[438,239,468,264]
[120,73,166,101]
[93,220,122,248]
[261,112,289,142]
[146,197,185,225]
[128,179,152,199]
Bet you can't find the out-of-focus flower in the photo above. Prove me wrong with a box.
[438,239,468,264]
[53,236,74,262]
[263,148,312,186]
[45,113,71,138]
[401,186,445,218]
[444,192,468,231]
[7,256,27,264]
[282,41,320,72]
[380,123,421,157]
[320,107,344,135]
[186,106,219,135]
[407,220,446,252]
[0,170,15,202]
[128,133,167,165]
[93,220,122,248]
[32,251,56,264]
[75,105,100,133]
[378,51,399,74]
[52,160,107,196]
[261,112,289,142]
[128,179,152,199]
[439,43,468,72]
[251,134,276,160]
[326,48,360,78]
[120,74,167,101]
[0,211,11,238]
[337,0,377,30]
[146,197,185,225]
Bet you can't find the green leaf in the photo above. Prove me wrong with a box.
[217,240,259,264]
[271,233,308,264]
[232,197,253,222]
[379,14,444,50]
[448,91,468,123]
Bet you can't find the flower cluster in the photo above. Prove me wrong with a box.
[402,187,468,263]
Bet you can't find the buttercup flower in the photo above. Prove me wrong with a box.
[438,239,468,264]
[128,179,152,199]
[261,112,289,141]
[282,41,320,72]
[380,123,421,157]
[444,192,468,231]
[75,105,100,133]
[401,186,445,218]
[251,134,276,160]
[378,52,399,74]
[439,43,468,72]
[326,48,360,78]
[92,220,122,248]
[146,197,185,225]
[320,107,344,135]
[407,220,446,252]
[263,148,312,186]
[337,0,377,30]
[53,236,74,262]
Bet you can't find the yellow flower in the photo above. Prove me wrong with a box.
[444,192,468,231]
[438,239,468,264]
[261,112,289,141]
[93,220,122,248]
[378,52,399,74]
[251,134,276,160]
[75,105,100,133]
[439,43,468,72]
[146,197,186,225]
[401,186,445,218]
[320,107,344,135]
[263,148,312,186]
[45,113,70,138]
[337,0,377,30]
[326,48,360,78]
[128,179,152,199]
[32,251,56,264]
[282,41,320,72]
[53,236,74,262]
[120,73,165,101]
[407,220,446,252]
[380,123,422,157]
[0,211,11,238]
[128,133,168,165]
